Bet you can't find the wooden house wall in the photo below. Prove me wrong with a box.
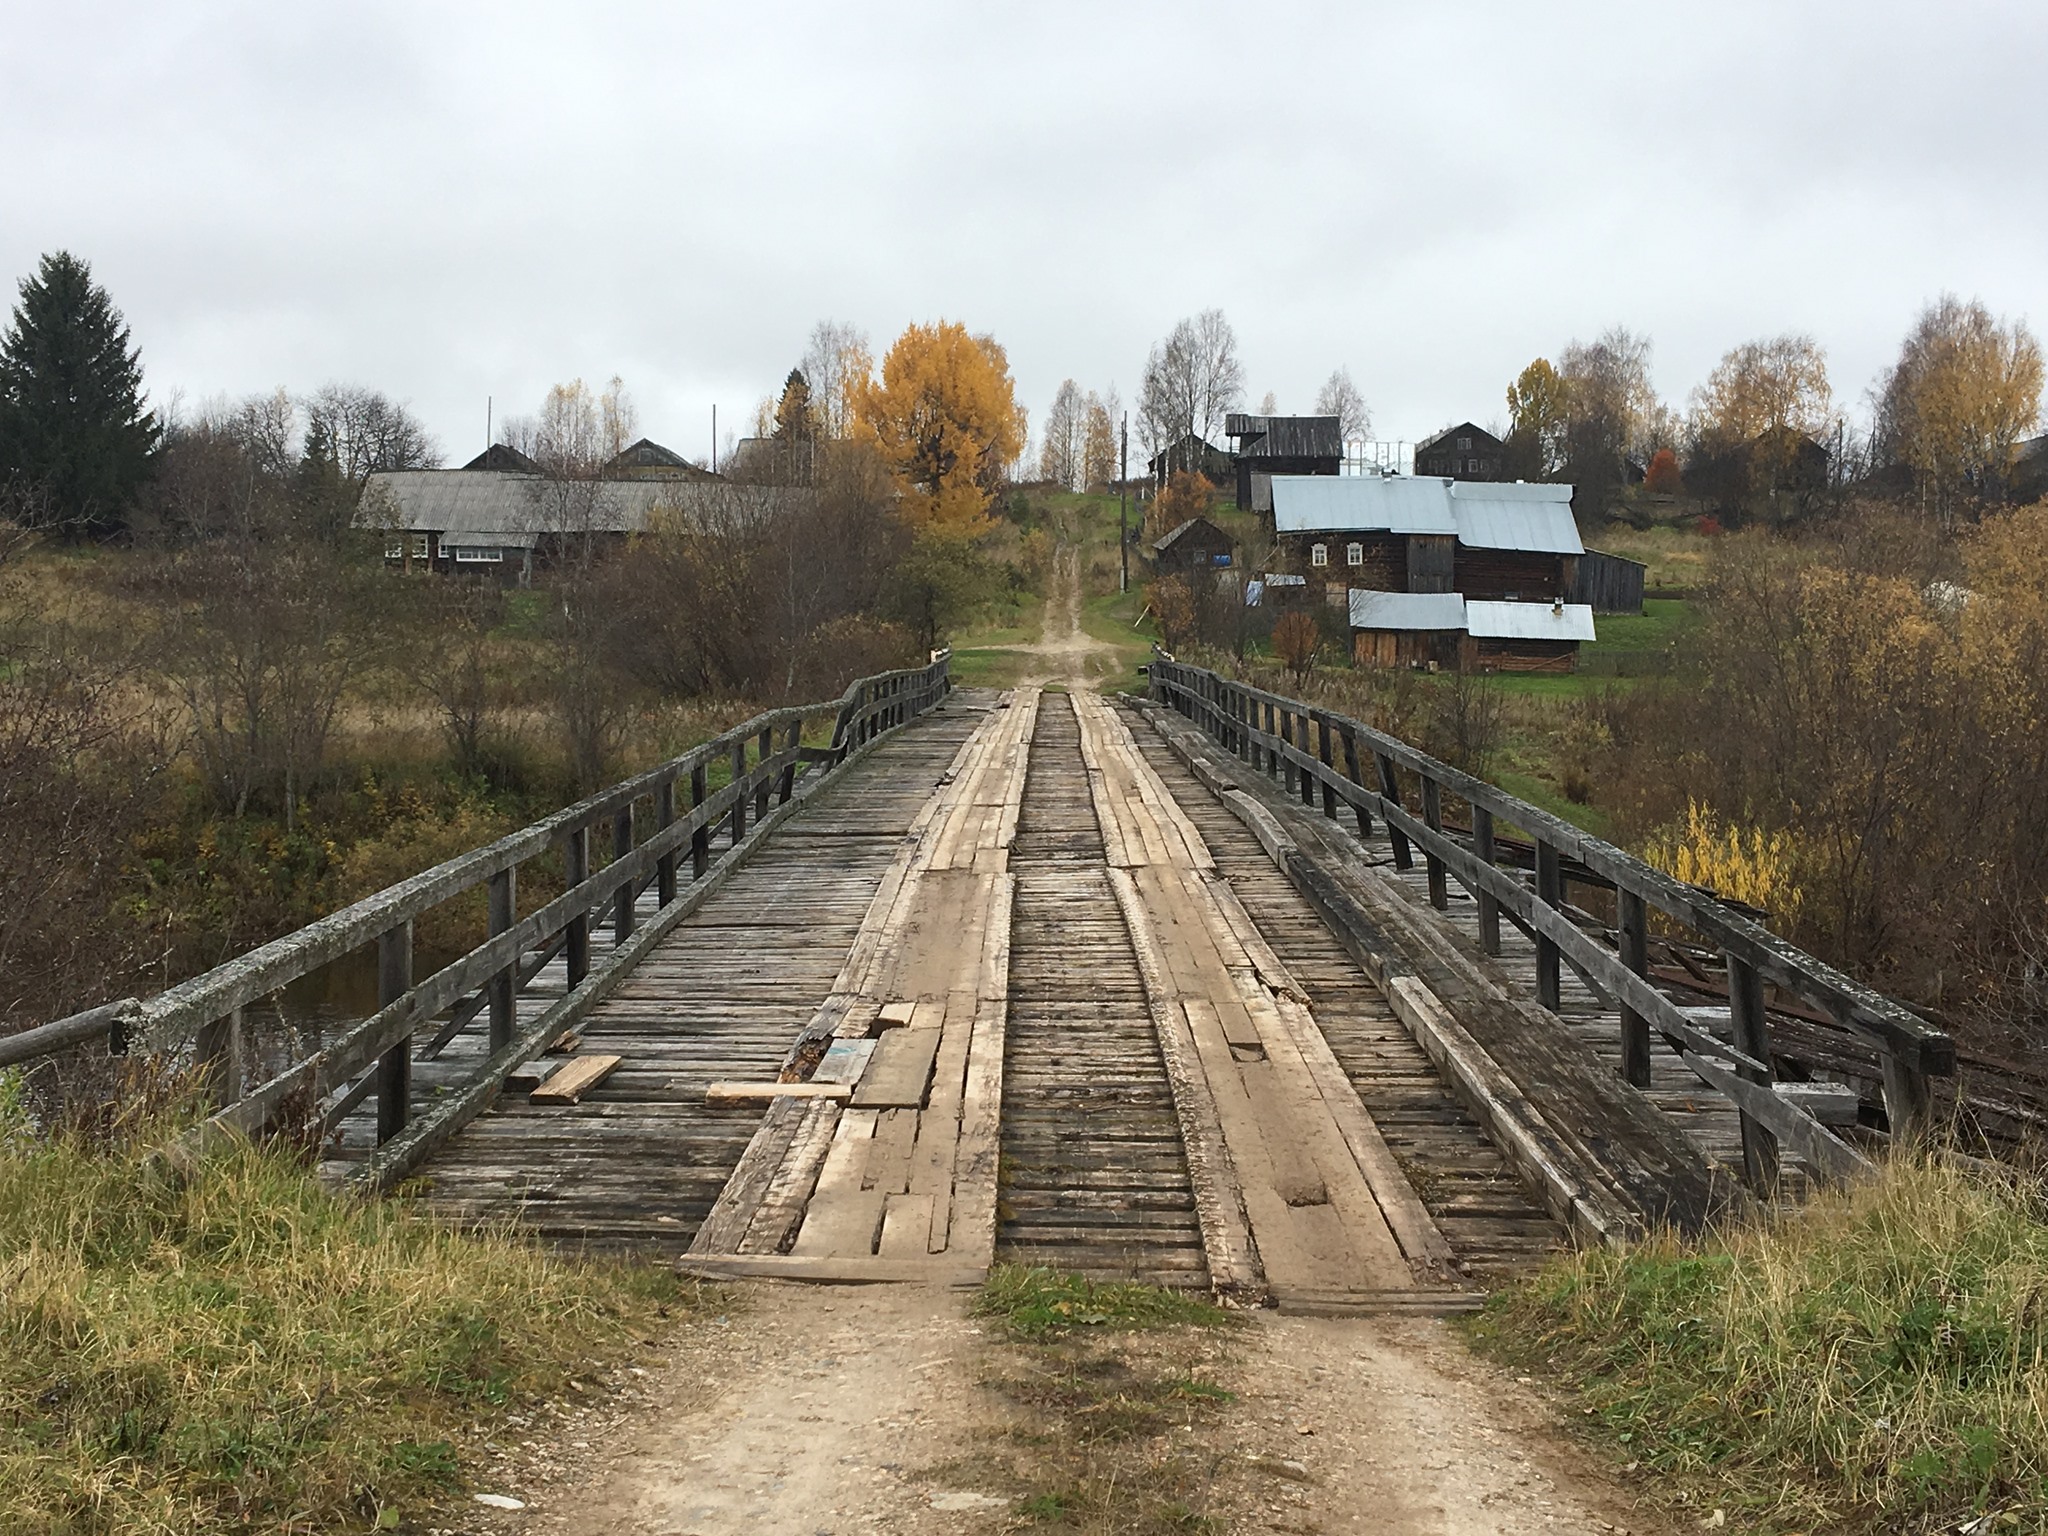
[1237,456,1340,509]
[1406,535,1456,593]
[1467,637,1580,673]
[1278,531,1403,588]
[1453,547,1572,601]
[1570,551,1646,614]
[1354,628,1463,669]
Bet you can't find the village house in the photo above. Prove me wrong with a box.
[1151,515,1235,575]
[1269,475,1583,607]
[358,439,798,584]
[1146,432,1233,488]
[1225,413,1343,510]
[1349,590,1597,673]
[1414,422,1504,481]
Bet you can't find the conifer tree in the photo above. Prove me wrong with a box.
[772,368,818,442]
[0,251,157,536]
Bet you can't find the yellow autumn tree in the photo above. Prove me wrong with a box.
[851,321,1025,534]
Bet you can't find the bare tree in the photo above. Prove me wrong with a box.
[802,320,872,440]
[1559,326,1659,516]
[1138,310,1245,457]
[1038,379,1085,489]
[1314,368,1371,443]
[304,384,440,486]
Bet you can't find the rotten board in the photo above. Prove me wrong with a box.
[529,1054,622,1105]
[705,1082,853,1104]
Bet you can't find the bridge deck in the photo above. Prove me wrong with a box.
[407,683,1754,1299]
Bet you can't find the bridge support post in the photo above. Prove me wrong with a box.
[1880,1048,1934,1144]
[613,803,636,944]
[1375,753,1413,871]
[1471,807,1501,955]
[690,763,710,880]
[655,780,677,906]
[376,920,413,1145]
[193,1008,243,1104]
[779,721,801,803]
[1297,711,1316,809]
[1617,888,1652,1088]
[1726,951,1781,1192]
[1534,840,1562,1010]
[755,727,774,822]
[489,869,516,1053]
[1420,776,1449,910]
[565,826,590,988]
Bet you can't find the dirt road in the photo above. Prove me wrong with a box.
[461,1280,1670,1536]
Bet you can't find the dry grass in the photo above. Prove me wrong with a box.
[0,1097,697,1534]
[1468,1155,2048,1533]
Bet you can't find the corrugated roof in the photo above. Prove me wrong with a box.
[1348,590,1467,631]
[1465,600,1597,641]
[1271,475,1457,535]
[1449,495,1583,554]
[358,471,806,539]
[1225,414,1344,459]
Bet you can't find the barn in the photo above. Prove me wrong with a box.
[1571,549,1647,613]
[1463,599,1597,672]
[1348,590,1467,669]
[1152,515,1235,574]
[1347,591,1598,673]
[1226,414,1344,510]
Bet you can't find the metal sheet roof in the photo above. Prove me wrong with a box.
[358,471,807,540]
[1446,479,1582,555]
[1464,600,1597,641]
[1271,475,1457,535]
[1348,590,1468,631]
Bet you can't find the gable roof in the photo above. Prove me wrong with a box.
[1415,422,1502,457]
[357,470,806,542]
[463,443,543,474]
[1225,414,1344,459]
[1270,475,1582,554]
[602,438,718,479]
[1152,515,1231,554]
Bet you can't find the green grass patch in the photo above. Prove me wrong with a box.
[976,1265,1231,1339]
[0,1107,699,1533]
[1467,1156,2048,1533]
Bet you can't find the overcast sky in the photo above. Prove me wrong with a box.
[6,0,2043,464]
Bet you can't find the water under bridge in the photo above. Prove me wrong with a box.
[10,654,1991,1313]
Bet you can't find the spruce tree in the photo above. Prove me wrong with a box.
[0,251,158,536]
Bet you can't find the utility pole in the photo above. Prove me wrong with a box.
[711,403,718,473]
[1118,414,1129,594]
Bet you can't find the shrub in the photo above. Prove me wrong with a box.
[1644,799,1803,923]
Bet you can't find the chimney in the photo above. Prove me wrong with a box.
[1552,597,1564,615]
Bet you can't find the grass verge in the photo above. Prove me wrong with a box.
[1466,1156,2048,1533]
[0,1105,697,1534]
[964,1265,1236,1533]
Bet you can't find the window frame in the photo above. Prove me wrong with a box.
[1310,542,1329,568]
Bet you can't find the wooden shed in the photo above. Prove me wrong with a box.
[1348,591,1467,669]
[1571,549,1647,614]
[1152,515,1235,574]
[1463,599,1596,673]
[1227,414,1343,510]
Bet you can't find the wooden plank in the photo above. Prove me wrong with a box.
[950,874,1014,1265]
[853,1027,943,1109]
[705,1082,853,1104]
[739,1098,843,1255]
[878,1191,936,1256]
[812,1038,877,1086]
[689,1095,807,1254]
[864,1107,918,1194]
[529,1054,621,1105]
[674,1253,984,1285]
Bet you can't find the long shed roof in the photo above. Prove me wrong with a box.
[358,471,806,540]
[1271,475,1583,554]
[1347,589,1597,641]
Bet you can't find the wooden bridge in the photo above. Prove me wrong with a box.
[9,652,1988,1312]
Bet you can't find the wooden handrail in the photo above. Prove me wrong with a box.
[8,654,952,1132]
[1147,653,1951,1159]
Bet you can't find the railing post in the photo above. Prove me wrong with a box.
[376,920,413,1145]
[1316,713,1337,819]
[1727,951,1780,1191]
[1280,708,1298,794]
[489,868,516,1053]
[1375,752,1412,871]
[655,778,678,906]
[612,802,636,944]
[1471,806,1500,954]
[690,761,710,880]
[1881,1047,1934,1143]
[780,720,801,803]
[1297,710,1316,808]
[565,824,590,988]
[193,1008,243,1105]
[1420,775,1448,910]
[1263,700,1278,776]
[1534,839,1562,1010]
[729,741,749,846]
[1340,725,1372,838]
[755,726,774,821]
[1617,887,1651,1088]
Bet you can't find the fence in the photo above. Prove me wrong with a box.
[1,653,953,1189]
[1148,654,1955,1193]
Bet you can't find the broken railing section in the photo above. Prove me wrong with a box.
[1147,655,1956,1194]
[11,654,954,1183]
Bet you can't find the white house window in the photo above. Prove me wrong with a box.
[1311,543,1329,568]
[1469,457,1483,473]
[452,546,503,563]
[385,540,404,560]
[412,534,430,559]
[1457,435,1472,450]
[1346,542,1363,566]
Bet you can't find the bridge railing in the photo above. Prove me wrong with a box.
[3,652,952,1185]
[1148,654,1955,1188]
